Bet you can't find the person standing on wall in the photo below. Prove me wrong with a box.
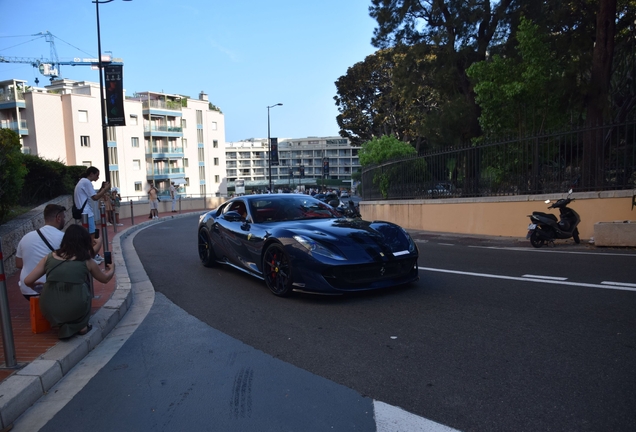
[170,181,177,212]
[15,204,67,301]
[148,182,159,219]
[74,166,109,263]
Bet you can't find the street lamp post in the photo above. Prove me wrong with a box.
[267,103,282,192]
[94,0,131,184]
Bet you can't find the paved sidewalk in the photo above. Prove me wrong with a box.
[0,209,204,429]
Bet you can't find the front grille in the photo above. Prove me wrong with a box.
[323,258,417,290]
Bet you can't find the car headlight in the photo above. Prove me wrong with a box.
[293,235,346,261]
[400,227,417,253]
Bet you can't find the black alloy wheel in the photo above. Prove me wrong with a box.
[198,228,215,267]
[262,243,293,297]
[530,230,545,248]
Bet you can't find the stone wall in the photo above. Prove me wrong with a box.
[0,195,74,276]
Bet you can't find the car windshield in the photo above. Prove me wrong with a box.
[249,196,341,223]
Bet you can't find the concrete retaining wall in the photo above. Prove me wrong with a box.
[360,190,636,243]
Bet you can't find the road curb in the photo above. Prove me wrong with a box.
[0,212,203,429]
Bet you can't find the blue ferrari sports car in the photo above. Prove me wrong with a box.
[197,194,419,296]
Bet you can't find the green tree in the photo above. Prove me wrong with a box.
[334,47,439,151]
[0,129,27,221]
[359,135,416,166]
[369,0,517,141]
[467,17,573,137]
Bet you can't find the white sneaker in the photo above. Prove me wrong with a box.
[93,254,104,264]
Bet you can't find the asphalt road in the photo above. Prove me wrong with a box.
[124,215,636,432]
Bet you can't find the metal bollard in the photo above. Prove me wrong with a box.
[0,238,17,368]
[178,195,182,214]
[130,199,135,225]
[82,212,89,230]
[100,202,109,255]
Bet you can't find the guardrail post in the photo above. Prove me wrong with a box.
[0,238,17,368]
[130,199,135,226]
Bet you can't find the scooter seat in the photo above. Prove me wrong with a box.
[532,211,558,221]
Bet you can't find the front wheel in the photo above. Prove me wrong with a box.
[573,228,580,244]
[198,228,216,267]
[262,243,294,297]
[530,230,545,248]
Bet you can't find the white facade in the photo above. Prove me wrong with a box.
[226,136,360,191]
[0,78,227,199]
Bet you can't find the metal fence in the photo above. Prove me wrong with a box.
[361,118,636,200]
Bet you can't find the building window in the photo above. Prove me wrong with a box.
[182,138,187,148]
[185,177,190,186]
[196,110,203,124]
[129,114,138,125]
[215,175,220,183]
[134,182,142,191]
[198,147,205,162]
[200,184,206,195]
[22,147,31,155]
[133,159,140,170]
[181,118,187,129]
[184,158,189,167]
[82,161,92,167]
[199,166,206,179]
[214,157,219,166]
[131,137,139,147]
[80,136,90,147]
[197,129,204,144]
[211,122,217,131]
[213,139,218,148]
[78,110,88,123]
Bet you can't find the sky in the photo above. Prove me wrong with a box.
[0,0,379,142]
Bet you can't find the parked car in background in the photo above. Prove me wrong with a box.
[427,182,457,198]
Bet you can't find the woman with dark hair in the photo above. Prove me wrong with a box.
[25,224,115,339]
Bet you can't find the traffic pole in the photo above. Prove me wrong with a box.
[100,202,109,255]
[130,199,135,226]
[0,238,17,368]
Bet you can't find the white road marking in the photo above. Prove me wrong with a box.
[418,267,636,292]
[522,274,568,281]
[601,281,636,288]
[437,243,455,246]
[467,245,636,257]
[374,401,461,432]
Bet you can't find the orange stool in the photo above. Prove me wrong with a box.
[30,296,51,334]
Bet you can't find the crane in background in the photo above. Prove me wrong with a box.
[0,31,122,84]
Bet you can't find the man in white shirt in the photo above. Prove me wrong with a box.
[170,182,177,212]
[15,204,66,300]
[74,166,109,258]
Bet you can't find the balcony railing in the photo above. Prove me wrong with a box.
[147,167,185,176]
[144,125,183,133]
[147,146,184,154]
[0,119,27,130]
[0,91,25,102]
[142,100,182,111]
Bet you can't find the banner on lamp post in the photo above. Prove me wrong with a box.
[105,65,125,126]
[271,137,279,166]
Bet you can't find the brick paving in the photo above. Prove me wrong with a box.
[0,209,199,383]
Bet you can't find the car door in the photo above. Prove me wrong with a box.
[213,200,252,269]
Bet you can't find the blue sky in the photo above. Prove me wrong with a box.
[0,0,378,142]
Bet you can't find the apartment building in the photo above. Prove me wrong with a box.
[225,136,360,191]
[0,78,227,198]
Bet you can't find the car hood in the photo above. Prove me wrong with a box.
[280,218,416,260]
